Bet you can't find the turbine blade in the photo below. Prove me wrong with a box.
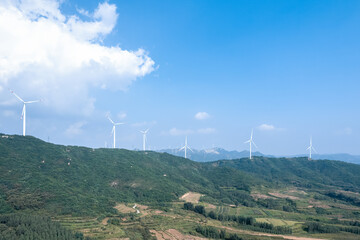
[107,116,114,124]
[179,146,185,151]
[115,122,124,126]
[9,90,25,102]
[24,100,40,104]
[312,147,317,153]
[244,140,251,144]
[21,105,25,120]
[187,147,194,152]
[252,141,258,148]
[306,146,311,150]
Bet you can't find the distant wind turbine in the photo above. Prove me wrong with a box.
[244,129,257,160]
[107,116,124,149]
[306,136,317,160]
[179,136,193,159]
[10,90,40,136]
[139,129,149,151]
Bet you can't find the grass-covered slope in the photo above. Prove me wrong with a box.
[1,133,360,217]
[0,134,219,215]
[210,157,360,191]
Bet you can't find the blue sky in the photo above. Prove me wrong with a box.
[0,0,359,155]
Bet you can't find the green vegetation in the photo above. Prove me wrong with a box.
[185,203,292,234]
[0,213,88,240]
[1,134,360,239]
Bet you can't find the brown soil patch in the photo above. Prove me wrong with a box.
[114,203,136,213]
[205,203,216,209]
[308,200,331,209]
[150,229,207,240]
[331,203,360,210]
[108,239,129,240]
[101,217,109,225]
[136,204,149,210]
[337,190,360,197]
[180,192,203,203]
[287,189,308,195]
[220,226,326,240]
[251,193,276,200]
[268,192,300,200]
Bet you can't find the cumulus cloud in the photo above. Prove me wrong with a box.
[195,112,210,120]
[117,112,127,120]
[258,124,275,131]
[0,0,155,115]
[163,128,194,136]
[197,128,216,134]
[65,121,86,136]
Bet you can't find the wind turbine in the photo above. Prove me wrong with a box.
[244,129,257,160]
[107,116,124,149]
[139,129,149,151]
[10,90,40,136]
[179,136,193,159]
[306,136,317,160]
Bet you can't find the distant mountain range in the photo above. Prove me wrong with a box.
[158,147,360,164]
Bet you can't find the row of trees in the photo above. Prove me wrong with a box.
[0,213,89,240]
[304,222,360,235]
[195,225,244,240]
[184,202,292,234]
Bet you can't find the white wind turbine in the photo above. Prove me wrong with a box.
[107,116,124,149]
[179,136,193,159]
[139,129,149,151]
[244,129,257,160]
[10,90,40,136]
[306,136,317,160]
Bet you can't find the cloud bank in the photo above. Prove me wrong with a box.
[0,0,155,115]
[195,112,210,120]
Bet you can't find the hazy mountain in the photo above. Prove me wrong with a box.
[158,147,265,162]
[158,147,360,164]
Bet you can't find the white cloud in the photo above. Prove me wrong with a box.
[257,124,275,131]
[163,128,194,136]
[195,112,210,120]
[117,112,127,120]
[197,128,216,134]
[336,127,352,135]
[0,0,155,115]
[65,121,86,136]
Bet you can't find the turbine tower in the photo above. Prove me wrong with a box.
[10,90,40,136]
[179,136,193,159]
[107,116,124,149]
[139,129,149,151]
[306,136,316,160]
[244,129,257,159]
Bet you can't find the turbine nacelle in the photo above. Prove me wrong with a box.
[10,89,41,136]
[107,115,124,149]
[244,129,257,159]
[179,136,193,159]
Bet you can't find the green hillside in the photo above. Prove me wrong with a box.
[210,157,360,191]
[1,134,360,239]
[0,134,263,216]
[1,134,360,216]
